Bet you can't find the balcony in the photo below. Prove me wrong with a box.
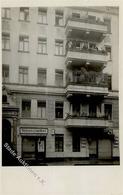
[66,40,108,65]
[66,17,108,40]
[65,115,113,129]
[66,71,109,96]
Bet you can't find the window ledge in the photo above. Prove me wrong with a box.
[18,19,30,23]
[37,52,48,55]
[37,22,48,25]
[2,49,11,51]
[55,24,65,28]
[18,50,30,53]
[54,54,65,57]
[2,18,11,20]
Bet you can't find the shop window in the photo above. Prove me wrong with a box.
[19,7,29,21]
[37,101,46,118]
[37,68,46,85]
[55,134,64,152]
[38,38,47,54]
[2,64,9,83]
[19,67,28,84]
[38,8,47,24]
[72,134,80,152]
[55,102,63,119]
[22,100,31,118]
[104,104,112,120]
[55,10,64,26]
[55,69,63,86]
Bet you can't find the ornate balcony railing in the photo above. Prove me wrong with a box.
[66,70,109,88]
[66,16,107,27]
[66,40,107,56]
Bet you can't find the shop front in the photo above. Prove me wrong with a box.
[20,128,48,162]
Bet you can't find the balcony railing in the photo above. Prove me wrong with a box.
[66,16,107,27]
[66,71,109,88]
[65,16,108,36]
[65,113,113,128]
[66,40,107,56]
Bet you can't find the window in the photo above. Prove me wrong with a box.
[89,103,96,118]
[2,65,9,83]
[19,7,29,21]
[2,8,11,19]
[104,18,111,33]
[2,95,7,104]
[104,104,112,120]
[72,13,80,19]
[22,100,31,118]
[55,102,63,119]
[55,134,64,152]
[38,68,46,85]
[37,101,46,118]
[19,67,28,84]
[19,35,29,52]
[2,33,10,50]
[38,8,47,24]
[105,46,112,60]
[55,10,64,26]
[72,134,80,152]
[55,40,64,55]
[38,38,47,54]
[55,70,63,86]
[108,75,112,90]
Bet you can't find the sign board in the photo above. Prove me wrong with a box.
[20,128,48,136]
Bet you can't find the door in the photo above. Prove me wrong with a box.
[36,137,46,161]
[98,139,112,159]
[89,139,98,158]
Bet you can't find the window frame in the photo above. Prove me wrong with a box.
[2,8,11,19]
[19,7,29,22]
[72,134,80,152]
[55,40,64,55]
[37,101,46,119]
[38,8,47,24]
[55,134,64,152]
[37,68,47,85]
[2,64,9,83]
[21,99,31,118]
[55,69,63,86]
[19,66,28,84]
[55,101,63,119]
[37,38,47,54]
[55,10,64,26]
[19,35,29,52]
[2,33,10,50]
[104,104,112,120]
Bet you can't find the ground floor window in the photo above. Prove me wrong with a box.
[55,134,64,152]
[72,134,80,152]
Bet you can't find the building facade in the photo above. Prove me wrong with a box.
[2,7,119,165]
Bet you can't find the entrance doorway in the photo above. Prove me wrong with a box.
[2,119,11,145]
[2,119,12,165]
[89,139,98,158]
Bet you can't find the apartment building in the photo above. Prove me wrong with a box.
[2,7,119,165]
